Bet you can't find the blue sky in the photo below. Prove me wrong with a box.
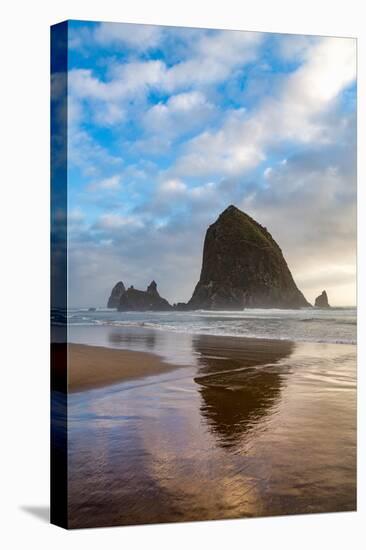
[65,21,356,307]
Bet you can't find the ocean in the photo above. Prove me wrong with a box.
[67,306,357,346]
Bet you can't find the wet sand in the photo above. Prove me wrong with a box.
[65,328,356,528]
[68,343,182,392]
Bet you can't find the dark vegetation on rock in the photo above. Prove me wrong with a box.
[188,205,310,310]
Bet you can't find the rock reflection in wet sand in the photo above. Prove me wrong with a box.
[193,337,294,450]
[68,331,356,528]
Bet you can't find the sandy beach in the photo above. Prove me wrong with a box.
[63,326,356,528]
[68,343,182,392]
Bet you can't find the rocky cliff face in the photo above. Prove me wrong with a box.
[107,281,126,308]
[314,290,330,308]
[118,281,172,311]
[188,205,310,310]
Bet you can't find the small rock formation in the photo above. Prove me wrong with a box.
[117,281,172,311]
[174,302,190,311]
[107,281,126,308]
[188,205,310,310]
[314,290,330,308]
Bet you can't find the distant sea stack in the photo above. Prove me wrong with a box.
[107,280,172,311]
[188,205,310,310]
[107,281,126,308]
[314,290,330,308]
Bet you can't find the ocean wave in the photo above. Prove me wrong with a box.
[66,306,357,346]
[299,318,357,326]
[73,318,356,345]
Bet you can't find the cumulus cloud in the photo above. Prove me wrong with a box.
[94,22,162,49]
[143,91,216,140]
[173,108,265,177]
[173,37,356,178]
[162,30,262,91]
[68,27,263,140]
[285,37,356,104]
[69,60,166,102]
[66,24,356,307]
[69,22,162,52]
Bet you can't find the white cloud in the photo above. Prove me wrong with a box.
[275,34,318,61]
[69,22,162,52]
[263,167,272,179]
[94,22,162,49]
[143,91,216,143]
[172,37,356,178]
[93,102,125,126]
[88,175,121,192]
[68,60,166,133]
[168,91,206,111]
[99,175,121,190]
[68,28,263,132]
[68,208,85,222]
[67,95,83,128]
[238,137,356,305]
[173,108,265,177]
[95,213,143,230]
[159,179,187,194]
[189,181,217,199]
[71,26,262,94]
[66,29,356,307]
[163,30,262,91]
[69,60,166,102]
[68,129,122,177]
[151,178,222,219]
[285,37,356,104]
[158,179,219,200]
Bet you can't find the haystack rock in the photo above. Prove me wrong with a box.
[118,281,172,311]
[314,290,330,308]
[188,205,310,310]
[107,281,126,308]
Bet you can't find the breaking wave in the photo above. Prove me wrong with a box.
[67,307,357,345]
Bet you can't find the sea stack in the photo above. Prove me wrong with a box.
[188,205,310,310]
[107,281,126,308]
[118,281,172,311]
[314,290,330,308]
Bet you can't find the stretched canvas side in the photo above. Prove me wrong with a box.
[50,20,68,530]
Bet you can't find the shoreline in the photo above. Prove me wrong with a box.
[67,317,356,348]
[67,331,356,526]
[65,329,357,394]
[68,343,184,392]
[98,325,357,346]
